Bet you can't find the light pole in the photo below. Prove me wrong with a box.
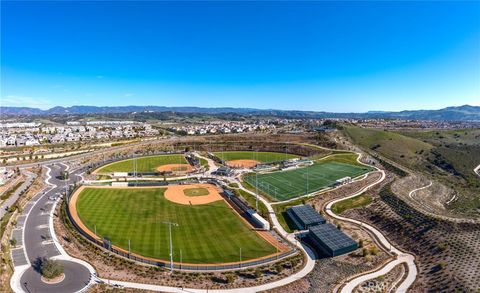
[162,221,179,273]
[255,171,259,211]
[306,168,309,194]
[239,247,242,268]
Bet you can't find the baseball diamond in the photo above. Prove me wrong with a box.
[213,151,298,163]
[73,185,279,264]
[94,154,189,173]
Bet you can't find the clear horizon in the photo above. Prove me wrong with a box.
[0,103,478,114]
[1,1,479,112]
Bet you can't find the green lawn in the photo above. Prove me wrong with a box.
[213,151,297,163]
[331,194,373,214]
[244,160,372,201]
[95,154,187,173]
[76,187,276,264]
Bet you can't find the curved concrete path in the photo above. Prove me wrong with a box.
[324,160,417,293]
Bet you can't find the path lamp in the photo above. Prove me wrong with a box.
[162,221,179,273]
[239,247,242,268]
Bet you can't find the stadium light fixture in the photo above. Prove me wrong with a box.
[162,221,179,273]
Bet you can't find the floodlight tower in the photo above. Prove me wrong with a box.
[255,171,259,211]
[306,168,309,194]
[162,221,179,273]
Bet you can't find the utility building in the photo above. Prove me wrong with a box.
[286,205,326,230]
[308,224,358,257]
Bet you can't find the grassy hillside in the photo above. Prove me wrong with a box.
[344,126,480,215]
[344,126,432,169]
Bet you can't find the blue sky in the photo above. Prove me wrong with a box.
[1,1,479,112]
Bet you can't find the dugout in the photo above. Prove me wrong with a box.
[308,224,358,257]
[286,204,326,230]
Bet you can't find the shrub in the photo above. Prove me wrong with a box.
[362,248,369,257]
[40,259,64,279]
[226,274,235,284]
[254,268,262,278]
[275,263,284,273]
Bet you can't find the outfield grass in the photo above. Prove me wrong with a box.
[213,151,298,163]
[76,187,276,264]
[244,159,372,201]
[96,154,187,173]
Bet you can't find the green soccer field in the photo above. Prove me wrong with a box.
[243,160,373,201]
[213,151,298,163]
[75,187,277,264]
[95,154,187,173]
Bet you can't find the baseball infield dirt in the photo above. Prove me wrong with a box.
[156,164,194,173]
[164,183,223,205]
[226,159,260,169]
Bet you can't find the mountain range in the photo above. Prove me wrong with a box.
[1,105,479,121]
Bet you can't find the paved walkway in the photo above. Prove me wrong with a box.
[325,155,417,293]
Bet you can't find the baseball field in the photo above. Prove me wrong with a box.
[243,160,373,201]
[74,186,278,264]
[95,154,189,173]
[213,151,298,168]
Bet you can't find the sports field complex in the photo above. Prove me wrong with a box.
[94,154,191,174]
[70,184,284,265]
[243,160,373,201]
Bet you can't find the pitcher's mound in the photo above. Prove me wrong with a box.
[156,164,193,173]
[164,184,223,205]
[226,159,260,169]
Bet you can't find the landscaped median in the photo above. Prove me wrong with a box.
[331,194,373,215]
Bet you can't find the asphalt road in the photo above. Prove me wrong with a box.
[18,163,92,293]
